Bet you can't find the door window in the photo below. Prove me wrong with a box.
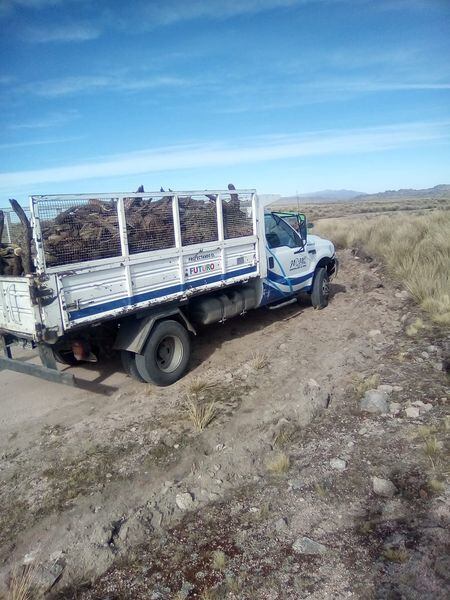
[264,214,302,249]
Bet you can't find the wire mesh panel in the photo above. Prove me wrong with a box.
[39,198,121,267]
[0,208,31,245]
[179,194,218,246]
[124,193,175,254]
[222,191,254,239]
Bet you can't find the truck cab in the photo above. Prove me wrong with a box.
[261,210,338,307]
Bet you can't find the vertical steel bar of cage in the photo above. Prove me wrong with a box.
[251,193,259,274]
[171,195,185,288]
[31,197,45,272]
[216,193,226,279]
[4,212,12,244]
[117,197,133,299]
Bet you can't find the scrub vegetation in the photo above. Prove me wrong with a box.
[316,210,450,326]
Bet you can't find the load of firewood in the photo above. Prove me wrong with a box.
[41,184,253,268]
[0,185,253,273]
[0,201,33,276]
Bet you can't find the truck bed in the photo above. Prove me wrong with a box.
[0,190,261,338]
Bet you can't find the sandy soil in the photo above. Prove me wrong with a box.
[0,250,448,599]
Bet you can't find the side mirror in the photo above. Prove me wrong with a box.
[307,222,314,229]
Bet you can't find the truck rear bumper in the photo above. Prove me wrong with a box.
[0,355,75,385]
[0,335,75,386]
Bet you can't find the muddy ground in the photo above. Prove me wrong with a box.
[0,250,448,599]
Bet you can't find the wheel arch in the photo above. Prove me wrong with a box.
[315,256,335,275]
[113,307,195,355]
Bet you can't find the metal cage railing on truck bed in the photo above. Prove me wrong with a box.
[0,207,31,246]
[30,190,257,272]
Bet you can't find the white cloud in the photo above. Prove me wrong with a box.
[8,110,79,129]
[24,23,100,42]
[24,74,188,97]
[0,121,447,189]
[0,135,84,150]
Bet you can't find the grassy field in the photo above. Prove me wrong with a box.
[315,210,450,327]
[272,196,450,221]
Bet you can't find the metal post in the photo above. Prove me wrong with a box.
[216,193,226,279]
[30,197,45,272]
[171,195,185,287]
[4,212,12,244]
[117,197,133,299]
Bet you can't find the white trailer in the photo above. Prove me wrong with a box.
[0,189,337,386]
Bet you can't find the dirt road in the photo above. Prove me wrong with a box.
[0,250,448,599]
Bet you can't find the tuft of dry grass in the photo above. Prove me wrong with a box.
[266,452,290,474]
[185,396,217,431]
[186,376,218,397]
[314,482,327,498]
[316,211,450,326]
[352,373,380,397]
[8,565,38,600]
[423,435,442,459]
[249,352,268,370]
[211,549,227,571]
[382,548,409,563]
[406,318,426,337]
[428,478,445,493]
[200,589,219,600]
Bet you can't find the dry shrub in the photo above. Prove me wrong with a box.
[266,452,290,474]
[316,211,450,326]
[211,549,227,571]
[7,565,38,600]
[249,352,268,370]
[186,375,218,396]
[185,396,217,431]
[352,373,380,397]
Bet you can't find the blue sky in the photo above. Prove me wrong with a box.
[0,0,449,205]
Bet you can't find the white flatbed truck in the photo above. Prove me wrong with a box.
[0,189,337,386]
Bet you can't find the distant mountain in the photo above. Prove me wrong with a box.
[275,189,367,204]
[351,184,450,202]
[273,184,450,205]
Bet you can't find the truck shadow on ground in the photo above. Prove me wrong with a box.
[59,282,346,394]
[190,283,347,369]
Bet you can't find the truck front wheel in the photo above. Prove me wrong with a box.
[311,267,330,310]
[134,320,190,386]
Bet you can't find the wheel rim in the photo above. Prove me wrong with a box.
[155,335,184,373]
[322,277,330,299]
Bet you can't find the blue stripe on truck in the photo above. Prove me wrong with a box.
[68,265,258,321]
[267,269,314,286]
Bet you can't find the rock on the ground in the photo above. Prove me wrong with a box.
[329,458,346,471]
[405,406,420,419]
[360,390,389,414]
[369,329,382,338]
[389,402,401,415]
[292,536,327,555]
[175,492,194,511]
[378,384,394,394]
[274,517,288,532]
[31,554,66,592]
[411,400,433,414]
[373,476,397,498]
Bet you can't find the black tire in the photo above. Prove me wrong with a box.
[134,320,190,386]
[121,350,146,382]
[311,267,330,310]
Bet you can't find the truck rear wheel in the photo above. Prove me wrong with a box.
[311,267,330,310]
[134,320,190,386]
[121,350,145,382]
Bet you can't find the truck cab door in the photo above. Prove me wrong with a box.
[264,213,312,298]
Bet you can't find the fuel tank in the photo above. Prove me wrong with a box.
[189,285,258,325]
